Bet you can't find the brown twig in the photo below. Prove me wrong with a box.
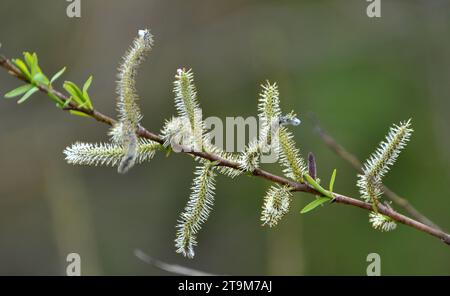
[1,55,449,246]
[312,117,441,230]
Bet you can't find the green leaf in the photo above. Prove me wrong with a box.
[69,110,90,117]
[24,52,41,77]
[50,67,66,84]
[4,84,34,98]
[12,59,31,80]
[82,75,92,93]
[304,173,332,198]
[33,72,49,86]
[32,53,42,73]
[62,97,73,108]
[63,81,83,105]
[329,169,337,192]
[82,76,93,109]
[24,52,34,70]
[47,92,65,107]
[300,197,331,214]
[17,86,39,104]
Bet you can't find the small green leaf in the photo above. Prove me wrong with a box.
[62,97,73,108]
[304,174,332,198]
[33,72,49,86]
[24,52,41,77]
[82,75,92,93]
[82,76,93,109]
[300,197,331,214]
[69,110,90,117]
[63,81,83,105]
[329,169,337,192]
[50,67,66,83]
[12,59,31,80]
[4,84,34,98]
[17,86,39,104]
[47,92,65,107]
[24,52,34,69]
[32,53,42,73]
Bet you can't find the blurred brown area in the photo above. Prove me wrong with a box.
[0,0,449,275]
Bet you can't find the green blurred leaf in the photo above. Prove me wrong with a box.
[300,197,331,214]
[304,173,332,198]
[24,52,42,77]
[33,72,49,86]
[24,52,34,70]
[50,67,66,84]
[63,81,83,105]
[329,169,337,192]
[32,53,42,73]
[12,59,31,80]
[4,84,34,98]
[69,110,90,117]
[47,92,65,107]
[17,86,38,104]
[62,97,73,108]
[82,75,92,93]
[82,76,93,109]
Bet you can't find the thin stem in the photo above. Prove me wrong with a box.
[1,55,449,246]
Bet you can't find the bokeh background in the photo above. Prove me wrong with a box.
[1,0,449,275]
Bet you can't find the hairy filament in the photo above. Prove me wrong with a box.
[175,162,216,258]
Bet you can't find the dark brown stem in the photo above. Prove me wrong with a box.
[1,55,449,246]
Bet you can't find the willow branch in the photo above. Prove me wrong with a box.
[1,55,449,246]
[312,119,441,230]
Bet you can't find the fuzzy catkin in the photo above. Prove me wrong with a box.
[116,29,153,173]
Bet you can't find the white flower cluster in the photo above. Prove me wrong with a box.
[261,185,292,227]
[369,212,397,232]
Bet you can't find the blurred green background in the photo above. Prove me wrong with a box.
[1,0,449,275]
